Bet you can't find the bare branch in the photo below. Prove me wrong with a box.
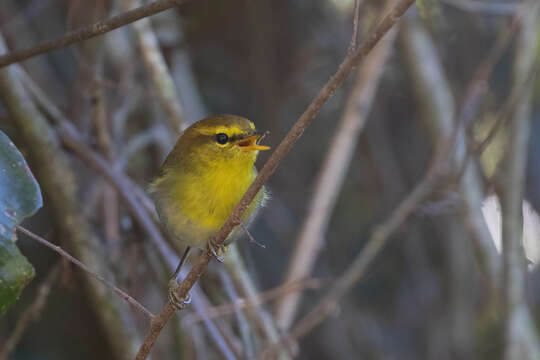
[120,0,186,131]
[348,0,361,54]
[16,226,154,320]
[0,0,189,68]
[499,3,540,359]
[183,278,325,325]
[133,1,415,358]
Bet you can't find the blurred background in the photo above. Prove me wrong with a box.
[1,0,540,359]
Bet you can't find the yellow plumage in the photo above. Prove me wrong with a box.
[149,115,268,251]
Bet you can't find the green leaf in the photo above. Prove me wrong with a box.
[0,130,42,315]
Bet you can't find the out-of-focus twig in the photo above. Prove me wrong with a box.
[0,0,191,68]
[0,264,60,360]
[499,3,540,360]
[275,26,396,331]
[121,0,186,132]
[222,246,290,360]
[401,16,499,294]
[218,269,256,359]
[184,278,325,325]
[91,78,122,262]
[16,226,154,320]
[133,2,415,358]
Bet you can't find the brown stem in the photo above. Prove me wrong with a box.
[133,1,415,358]
[16,226,154,319]
[0,0,189,68]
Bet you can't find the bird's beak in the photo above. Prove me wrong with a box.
[234,133,270,151]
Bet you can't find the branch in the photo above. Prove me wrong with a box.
[499,3,540,359]
[16,226,154,319]
[120,0,186,132]
[183,278,325,325]
[401,16,500,296]
[275,25,396,331]
[133,1,415,358]
[0,0,189,68]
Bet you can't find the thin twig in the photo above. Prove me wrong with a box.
[348,0,361,55]
[499,3,540,359]
[240,222,266,249]
[0,0,190,68]
[16,226,154,320]
[133,1,415,359]
[475,61,540,155]
[218,269,256,359]
[0,264,60,360]
[275,25,396,331]
[183,278,325,325]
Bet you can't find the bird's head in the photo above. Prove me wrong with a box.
[167,115,270,169]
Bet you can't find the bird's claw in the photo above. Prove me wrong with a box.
[168,278,191,310]
[207,241,229,262]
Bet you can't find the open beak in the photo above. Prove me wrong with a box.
[233,133,270,151]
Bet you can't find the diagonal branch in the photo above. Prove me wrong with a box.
[133,0,415,358]
[0,0,189,68]
[16,226,154,320]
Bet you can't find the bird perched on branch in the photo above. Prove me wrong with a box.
[149,114,270,308]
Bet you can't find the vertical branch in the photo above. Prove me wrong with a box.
[120,0,186,132]
[218,268,256,359]
[91,75,122,262]
[400,16,490,357]
[223,246,288,359]
[274,27,396,331]
[499,2,540,360]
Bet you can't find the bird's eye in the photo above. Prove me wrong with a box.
[216,133,228,145]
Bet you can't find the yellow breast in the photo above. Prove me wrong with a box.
[151,158,265,248]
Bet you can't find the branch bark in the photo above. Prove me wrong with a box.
[120,0,186,132]
[499,2,540,359]
[0,0,189,68]
[133,1,415,358]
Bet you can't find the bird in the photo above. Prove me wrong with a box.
[149,114,270,308]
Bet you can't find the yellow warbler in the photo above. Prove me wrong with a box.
[149,115,269,306]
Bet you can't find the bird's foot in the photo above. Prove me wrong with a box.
[168,278,191,310]
[207,241,230,262]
